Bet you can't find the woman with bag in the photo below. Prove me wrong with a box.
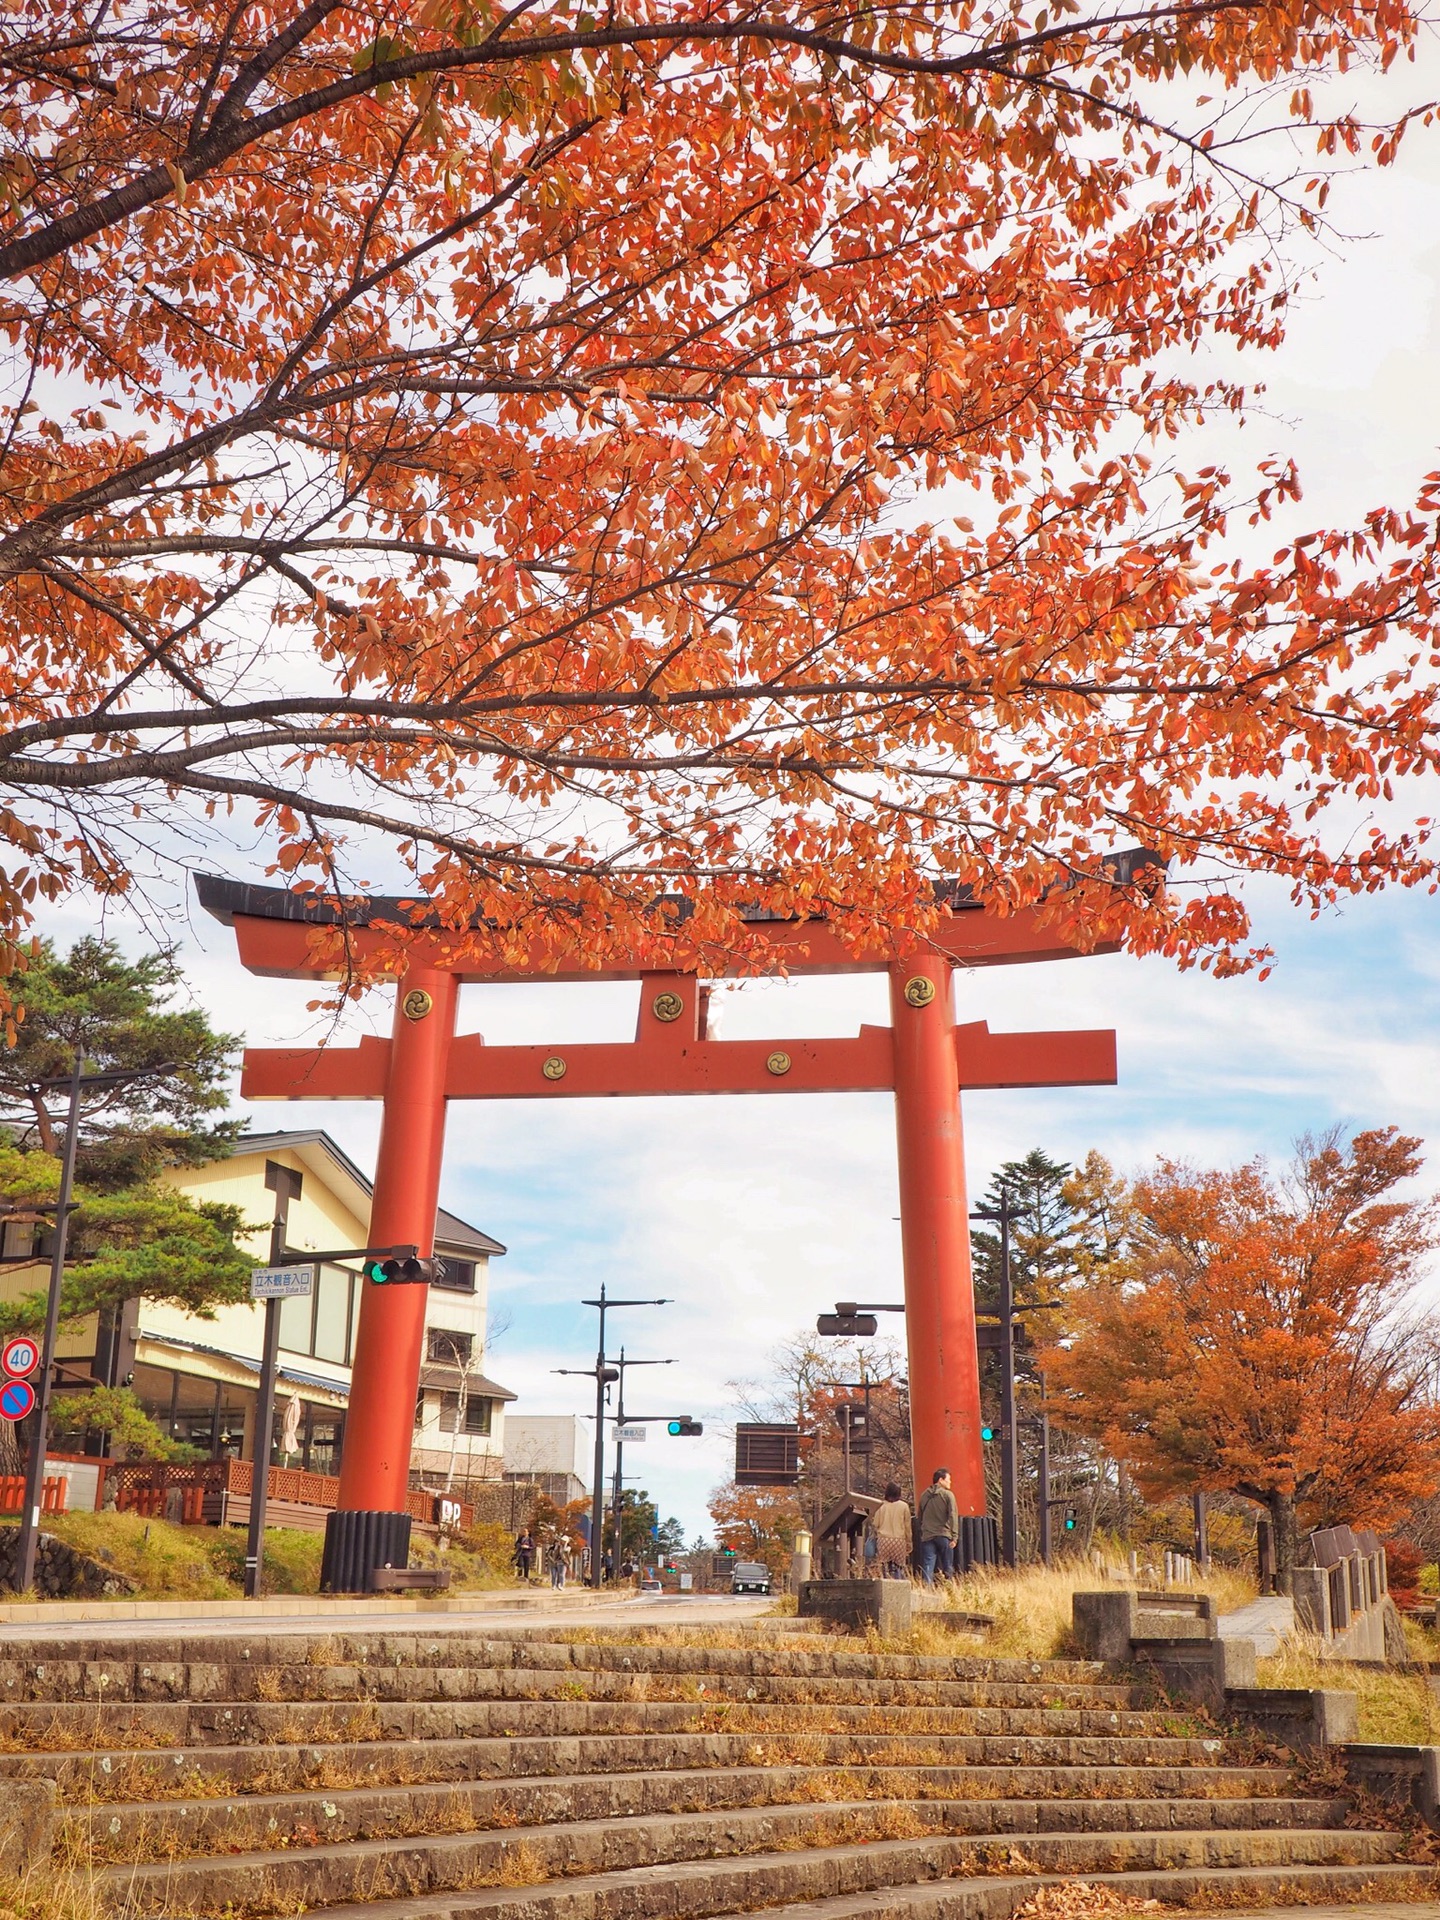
[870,1483,912,1580]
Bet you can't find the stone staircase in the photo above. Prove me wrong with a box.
[1,1625,1436,1918]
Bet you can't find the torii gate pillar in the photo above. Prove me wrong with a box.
[338,964,457,1513]
[890,955,985,1515]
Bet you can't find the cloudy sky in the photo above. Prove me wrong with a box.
[35,40,1440,1539]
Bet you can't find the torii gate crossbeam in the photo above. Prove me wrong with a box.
[197,875,1118,1586]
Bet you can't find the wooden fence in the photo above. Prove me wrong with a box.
[104,1459,470,1531]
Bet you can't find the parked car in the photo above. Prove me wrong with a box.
[730,1560,771,1595]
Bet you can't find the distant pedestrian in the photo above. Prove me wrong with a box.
[549,1544,566,1588]
[917,1468,959,1584]
[870,1482,912,1580]
[513,1529,536,1582]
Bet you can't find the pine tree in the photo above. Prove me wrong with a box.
[0,938,241,1190]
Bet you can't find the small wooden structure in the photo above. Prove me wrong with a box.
[817,1491,879,1580]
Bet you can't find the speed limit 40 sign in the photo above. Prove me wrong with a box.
[1,1335,40,1380]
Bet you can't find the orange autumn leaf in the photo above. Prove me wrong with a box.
[1045,1129,1440,1582]
[0,3,1437,1016]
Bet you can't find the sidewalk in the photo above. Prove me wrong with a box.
[1217,1594,1296,1656]
[0,1588,776,1640]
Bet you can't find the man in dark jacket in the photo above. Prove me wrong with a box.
[917,1468,959,1583]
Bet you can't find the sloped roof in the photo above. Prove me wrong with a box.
[232,1128,505,1256]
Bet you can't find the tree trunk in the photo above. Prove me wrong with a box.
[1267,1488,1297,1595]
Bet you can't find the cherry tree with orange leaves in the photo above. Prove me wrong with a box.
[1045,1129,1440,1588]
[1,2,1439,1016]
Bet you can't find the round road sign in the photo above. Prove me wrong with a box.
[1,1334,40,1379]
[0,1377,36,1422]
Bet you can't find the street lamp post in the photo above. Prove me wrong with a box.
[244,1162,304,1599]
[557,1285,671,1587]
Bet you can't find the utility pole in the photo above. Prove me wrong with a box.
[610,1348,675,1571]
[970,1191,1018,1567]
[558,1286,670,1587]
[16,1054,176,1596]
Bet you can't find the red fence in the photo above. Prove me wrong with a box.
[0,1474,68,1515]
[103,1459,470,1530]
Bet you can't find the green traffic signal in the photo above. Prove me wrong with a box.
[980,1424,995,1442]
[367,1255,446,1285]
[667,1418,703,1436]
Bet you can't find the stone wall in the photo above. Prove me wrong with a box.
[0,1527,138,1598]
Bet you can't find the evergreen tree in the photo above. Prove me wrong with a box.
[610,1487,661,1562]
[0,939,253,1471]
[970,1149,1084,1315]
[0,937,241,1190]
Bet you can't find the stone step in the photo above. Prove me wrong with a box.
[0,1693,1228,1755]
[0,1728,1302,1805]
[93,1812,1427,1920]
[0,1632,1127,1684]
[63,1764,1355,1866]
[0,1661,1169,1721]
[249,1862,1440,1920]
[0,1648,1146,1708]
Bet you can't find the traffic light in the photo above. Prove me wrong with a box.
[667,1418,703,1436]
[367,1255,447,1285]
[980,1424,995,1443]
[1064,1508,1077,1532]
[817,1313,879,1337]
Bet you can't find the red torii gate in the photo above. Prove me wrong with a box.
[198,876,1118,1579]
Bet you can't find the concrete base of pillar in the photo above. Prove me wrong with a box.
[798,1578,913,1637]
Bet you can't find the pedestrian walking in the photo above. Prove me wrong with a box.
[917,1468,959,1584]
[870,1482,912,1580]
[549,1539,567,1588]
[513,1528,536,1582]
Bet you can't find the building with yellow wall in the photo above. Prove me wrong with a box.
[2,1129,513,1491]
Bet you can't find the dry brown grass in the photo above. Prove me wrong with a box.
[1256,1640,1440,1744]
[0,1866,107,1920]
[919,1563,1258,1660]
[0,1713,166,1757]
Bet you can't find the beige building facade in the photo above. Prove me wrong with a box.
[4,1129,513,1487]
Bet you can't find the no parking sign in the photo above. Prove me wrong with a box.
[1,1334,40,1379]
[0,1377,35,1422]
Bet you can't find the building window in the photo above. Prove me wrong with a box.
[432,1258,476,1293]
[438,1393,492,1437]
[427,1327,473,1365]
[0,1218,38,1262]
[278,1263,358,1365]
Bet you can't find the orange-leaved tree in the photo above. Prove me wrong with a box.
[2,3,1440,1016]
[707,1480,803,1585]
[1045,1130,1440,1587]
